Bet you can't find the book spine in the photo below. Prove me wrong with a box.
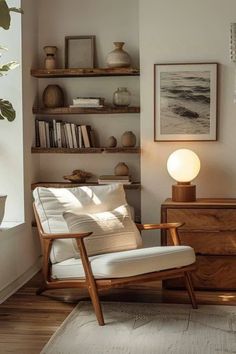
[52,119,58,148]
[65,123,73,148]
[56,122,62,148]
[35,120,40,147]
[45,122,50,148]
[81,125,91,148]
[71,123,78,148]
[38,121,47,148]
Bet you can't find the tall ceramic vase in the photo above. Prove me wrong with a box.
[106,42,131,68]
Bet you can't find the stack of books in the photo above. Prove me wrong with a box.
[35,120,96,148]
[70,97,105,108]
[98,175,132,185]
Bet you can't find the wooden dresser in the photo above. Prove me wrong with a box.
[161,198,236,290]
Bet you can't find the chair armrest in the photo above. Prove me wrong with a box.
[136,222,183,246]
[40,231,93,240]
[136,222,183,231]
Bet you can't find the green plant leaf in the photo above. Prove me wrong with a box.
[9,7,24,14]
[0,1,11,30]
[0,99,16,121]
[0,61,19,76]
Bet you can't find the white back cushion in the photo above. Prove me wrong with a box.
[33,185,142,263]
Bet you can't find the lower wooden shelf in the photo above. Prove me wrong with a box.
[31,181,141,190]
[31,147,141,154]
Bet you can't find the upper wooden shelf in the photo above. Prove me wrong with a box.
[32,106,140,115]
[31,67,140,78]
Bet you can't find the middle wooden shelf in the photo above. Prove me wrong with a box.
[33,106,140,115]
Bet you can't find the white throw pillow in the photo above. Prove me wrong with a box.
[63,204,142,257]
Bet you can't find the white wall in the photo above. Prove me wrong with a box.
[36,0,141,217]
[0,0,24,221]
[140,0,236,245]
[0,0,41,302]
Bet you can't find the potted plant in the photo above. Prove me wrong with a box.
[0,0,23,223]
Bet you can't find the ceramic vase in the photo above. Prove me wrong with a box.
[106,136,117,148]
[42,85,64,108]
[114,162,129,176]
[113,87,131,107]
[121,131,136,147]
[44,46,57,70]
[106,42,131,68]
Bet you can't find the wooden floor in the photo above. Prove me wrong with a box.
[0,272,236,354]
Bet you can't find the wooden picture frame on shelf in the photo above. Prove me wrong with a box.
[65,35,95,69]
[154,63,218,141]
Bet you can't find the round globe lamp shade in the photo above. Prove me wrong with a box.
[167,149,201,202]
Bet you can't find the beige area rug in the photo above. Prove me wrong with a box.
[41,302,236,354]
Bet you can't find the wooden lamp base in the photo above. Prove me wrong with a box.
[172,182,196,202]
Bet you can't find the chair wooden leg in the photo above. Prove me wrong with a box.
[36,283,47,295]
[88,284,105,326]
[184,272,198,309]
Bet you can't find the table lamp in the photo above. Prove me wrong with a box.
[167,149,200,202]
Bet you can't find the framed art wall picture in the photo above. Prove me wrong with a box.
[154,63,218,141]
[65,35,95,69]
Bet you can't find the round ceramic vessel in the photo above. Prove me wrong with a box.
[121,131,136,147]
[106,42,131,68]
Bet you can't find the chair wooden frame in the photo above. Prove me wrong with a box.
[33,203,197,326]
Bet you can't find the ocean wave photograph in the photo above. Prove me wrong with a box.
[160,70,211,135]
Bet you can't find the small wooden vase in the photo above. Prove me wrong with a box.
[114,162,129,176]
[121,131,136,147]
[42,85,64,108]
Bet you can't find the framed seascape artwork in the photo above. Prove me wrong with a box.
[65,35,95,69]
[154,63,218,141]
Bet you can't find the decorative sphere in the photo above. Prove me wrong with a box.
[167,149,200,182]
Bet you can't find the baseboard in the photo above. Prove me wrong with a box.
[0,257,42,304]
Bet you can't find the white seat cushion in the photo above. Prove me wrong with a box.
[51,245,196,279]
[33,185,141,263]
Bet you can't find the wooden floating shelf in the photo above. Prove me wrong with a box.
[31,67,140,78]
[32,106,140,115]
[31,182,141,190]
[31,147,141,154]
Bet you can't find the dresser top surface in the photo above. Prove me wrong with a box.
[162,198,236,208]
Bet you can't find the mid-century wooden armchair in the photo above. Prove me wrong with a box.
[33,184,197,326]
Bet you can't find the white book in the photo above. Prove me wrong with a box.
[73,98,101,105]
[45,122,50,148]
[71,123,78,148]
[65,123,73,148]
[81,125,91,148]
[38,121,47,148]
[70,104,103,108]
[56,122,62,148]
[98,180,132,185]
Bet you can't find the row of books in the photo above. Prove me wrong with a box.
[70,97,105,108]
[35,120,96,148]
[97,175,132,185]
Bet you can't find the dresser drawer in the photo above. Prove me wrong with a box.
[167,208,236,230]
[166,231,236,255]
[164,255,236,290]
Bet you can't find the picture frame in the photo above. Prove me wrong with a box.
[154,63,218,141]
[65,35,95,69]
